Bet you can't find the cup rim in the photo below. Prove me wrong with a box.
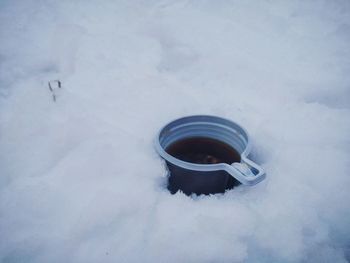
[154,115,252,171]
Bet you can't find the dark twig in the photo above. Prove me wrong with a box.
[48,80,61,102]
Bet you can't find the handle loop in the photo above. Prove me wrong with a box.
[225,156,265,186]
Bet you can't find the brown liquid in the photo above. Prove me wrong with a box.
[165,137,241,165]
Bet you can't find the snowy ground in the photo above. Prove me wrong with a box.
[1,1,350,262]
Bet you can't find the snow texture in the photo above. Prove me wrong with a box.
[1,0,350,262]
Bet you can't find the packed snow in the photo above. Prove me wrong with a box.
[1,0,350,262]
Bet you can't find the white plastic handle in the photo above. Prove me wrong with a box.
[225,156,265,186]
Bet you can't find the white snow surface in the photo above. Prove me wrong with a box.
[1,1,350,262]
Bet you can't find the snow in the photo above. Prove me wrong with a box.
[1,0,350,262]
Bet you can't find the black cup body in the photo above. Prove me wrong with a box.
[166,161,240,195]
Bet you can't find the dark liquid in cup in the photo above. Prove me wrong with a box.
[165,137,241,164]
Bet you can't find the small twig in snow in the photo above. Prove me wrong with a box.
[48,80,62,102]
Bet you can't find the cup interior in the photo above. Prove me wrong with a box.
[158,115,249,158]
[165,136,241,165]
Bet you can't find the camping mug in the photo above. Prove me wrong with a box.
[155,115,265,195]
